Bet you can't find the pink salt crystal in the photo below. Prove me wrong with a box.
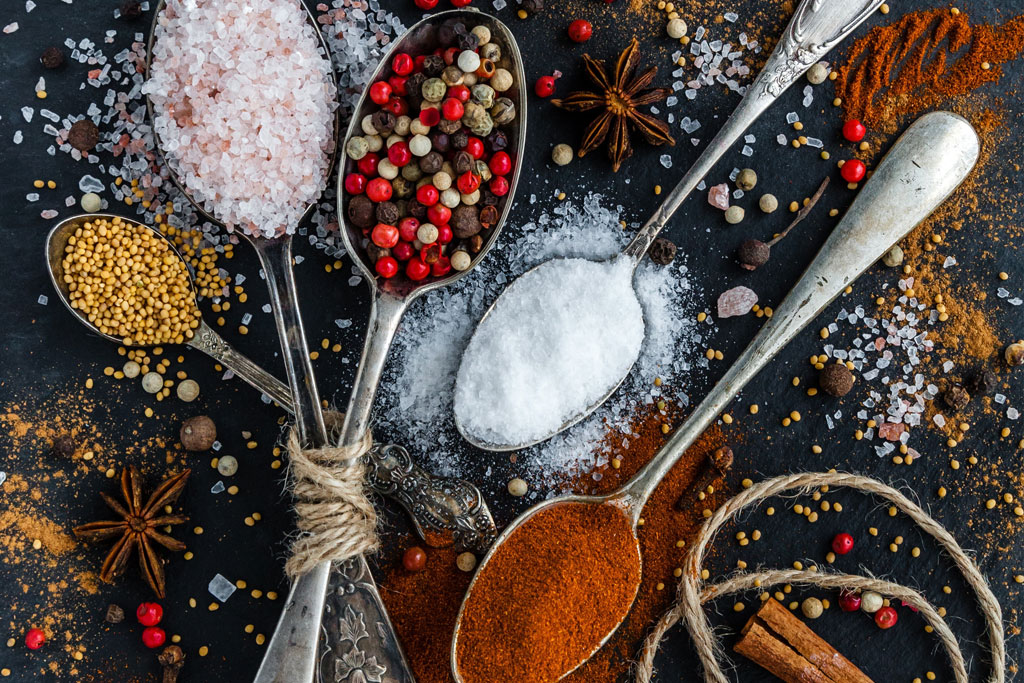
[878,422,905,441]
[40,210,58,219]
[717,286,758,318]
[708,183,730,210]
[874,337,885,351]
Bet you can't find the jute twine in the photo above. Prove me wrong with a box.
[284,414,378,577]
[633,472,1005,683]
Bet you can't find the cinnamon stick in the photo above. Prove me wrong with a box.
[734,598,874,683]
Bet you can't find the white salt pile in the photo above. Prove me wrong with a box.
[144,0,337,238]
[455,257,646,447]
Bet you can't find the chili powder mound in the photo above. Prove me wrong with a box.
[455,501,642,683]
[835,9,1024,131]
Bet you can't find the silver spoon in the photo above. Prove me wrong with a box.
[44,213,496,554]
[144,3,413,682]
[451,111,981,683]
[454,0,887,452]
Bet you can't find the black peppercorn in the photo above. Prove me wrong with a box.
[486,130,509,154]
[405,72,426,108]
[419,151,444,175]
[649,237,677,266]
[431,132,450,154]
[521,0,544,14]
[366,243,391,263]
[423,55,445,77]
[966,369,997,396]
[819,363,854,397]
[348,195,376,229]
[407,198,427,220]
[40,47,65,69]
[943,383,970,412]
[457,33,479,52]
[120,0,143,20]
[452,130,469,150]
[451,205,482,238]
[391,177,414,199]
[105,604,125,624]
[370,110,396,136]
[438,118,462,135]
[736,239,771,270]
[479,189,500,206]
[51,433,76,458]
[376,201,400,225]
[68,120,100,153]
[453,151,474,175]
[479,204,499,228]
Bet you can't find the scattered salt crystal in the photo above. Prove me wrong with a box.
[26,193,39,202]
[942,256,957,268]
[208,574,236,602]
[777,134,787,145]
[741,145,753,156]
[717,286,757,318]
[13,130,23,144]
[40,210,58,219]
[0,472,5,486]
[724,12,738,22]
[3,23,19,34]
[1009,407,1020,420]
[79,175,105,193]
[210,481,225,494]
[744,134,756,144]
[708,183,730,210]
[37,295,48,305]
[335,319,353,329]
[659,154,673,169]
[786,112,800,124]
[21,107,33,123]
[455,258,645,447]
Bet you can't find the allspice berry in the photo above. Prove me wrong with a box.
[943,383,970,412]
[737,239,770,271]
[68,120,100,153]
[180,416,217,451]
[649,237,677,266]
[882,245,903,268]
[819,363,854,397]
[1005,342,1024,367]
[551,143,574,166]
[806,62,829,85]
[40,47,65,69]
[758,193,778,213]
[51,433,76,458]
[735,168,757,191]
[801,597,824,619]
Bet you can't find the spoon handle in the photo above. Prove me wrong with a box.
[622,0,885,265]
[187,319,294,407]
[621,112,979,513]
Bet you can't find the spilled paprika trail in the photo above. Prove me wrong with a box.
[835,9,1024,131]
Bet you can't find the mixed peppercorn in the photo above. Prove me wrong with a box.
[342,19,518,284]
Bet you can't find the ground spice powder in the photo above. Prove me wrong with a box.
[454,501,642,683]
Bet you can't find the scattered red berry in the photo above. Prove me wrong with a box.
[488,151,512,176]
[837,590,861,612]
[421,243,442,265]
[874,606,898,629]
[398,217,420,242]
[141,626,166,649]
[457,171,481,195]
[375,256,399,278]
[414,0,439,9]
[369,81,392,106]
[842,119,866,142]
[356,153,379,177]
[431,255,452,277]
[840,158,866,183]
[387,140,412,167]
[406,258,431,281]
[384,96,408,116]
[136,602,163,627]
[366,178,393,203]
[534,74,558,98]
[568,19,593,43]
[387,75,408,96]
[392,53,414,76]
[344,173,367,195]
[831,532,854,555]
[416,184,439,207]
[489,175,510,197]
[448,84,471,102]
[371,223,400,249]
[450,0,472,7]
[437,224,453,244]
[464,137,484,159]
[24,628,45,650]
[393,242,414,261]
[402,546,427,571]
[442,97,465,121]
[419,107,441,127]
[427,203,451,226]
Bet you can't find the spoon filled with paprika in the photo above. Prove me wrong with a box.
[451,111,980,683]
[454,0,887,452]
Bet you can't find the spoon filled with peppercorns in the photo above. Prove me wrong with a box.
[452,112,980,683]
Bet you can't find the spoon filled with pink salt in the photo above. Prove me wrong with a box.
[454,0,888,452]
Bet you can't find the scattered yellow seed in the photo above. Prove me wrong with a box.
[654,185,662,195]
[199,646,209,657]
[880,3,889,13]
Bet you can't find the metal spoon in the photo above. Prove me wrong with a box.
[145,3,413,682]
[455,0,886,452]
[45,213,497,554]
[451,111,981,683]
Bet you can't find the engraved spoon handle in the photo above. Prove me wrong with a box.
[622,0,886,265]
[187,319,294,408]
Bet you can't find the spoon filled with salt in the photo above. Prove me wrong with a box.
[452,110,980,683]
[454,0,888,451]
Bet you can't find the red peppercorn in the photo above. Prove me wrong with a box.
[432,255,452,277]
[402,546,427,571]
[392,53,414,76]
[141,626,166,649]
[831,532,854,555]
[874,606,898,629]
[437,224,453,244]
[384,96,408,116]
[406,258,430,281]
[837,590,861,612]
[369,81,392,106]
[840,158,866,183]
[450,0,472,7]
[421,243,442,265]
[464,137,484,159]
[371,223,400,248]
[442,98,465,121]
[366,178,392,203]
[136,602,164,627]
[419,107,441,127]
[393,242,414,261]
[489,175,510,197]
[387,75,408,96]
[442,47,460,66]
[427,203,451,226]
[457,171,481,195]
[414,0,439,11]
[568,19,593,43]
[344,173,367,195]
[388,140,412,167]
[448,84,471,102]
[534,74,558,98]
[488,151,512,176]
[375,256,399,278]
[416,184,439,207]
[842,119,866,142]
[398,216,420,242]
[24,628,45,650]
[357,152,379,177]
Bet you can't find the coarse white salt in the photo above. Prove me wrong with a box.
[144,0,336,238]
[454,257,645,447]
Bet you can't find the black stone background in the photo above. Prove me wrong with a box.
[1,0,1023,681]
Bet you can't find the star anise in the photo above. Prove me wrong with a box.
[552,37,676,171]
[73,466,190,598]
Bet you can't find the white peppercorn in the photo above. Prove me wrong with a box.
[360,114,378,136]
[759,193,778,213]
[377,159,399,180]
[667,18,687,39]
[456,551,477,572]
[409,134,431,157]
[141,372,163,394]
[451,250,472,271]
[441,187,461,208]
[479,42,501,62]
[122,361,141,378]
[552,143,574,166]
[807,62,830,85]
[386,133,404,149]
[801,597,823,619]
[177,379,200,402]
[461,189,480,206]
[470,25,491,45]
[860,591,884,614]
[724,206,745,224]
[345,136,368,160]
[490,68,513,92]
[394,115,412,137]
[81,192,103,212]
[417,223,439,244]
[216,455,238,477]
[507,478,528,496]
[433,171,453,191]
[457,50,481,74]
[882,245,903,267]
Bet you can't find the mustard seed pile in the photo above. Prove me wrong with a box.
[61,216,200,346]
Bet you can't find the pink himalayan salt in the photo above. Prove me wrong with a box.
[708,183,730,210]
[144,0,337,238]
[878,422,905,441]
[717,286,758,318]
